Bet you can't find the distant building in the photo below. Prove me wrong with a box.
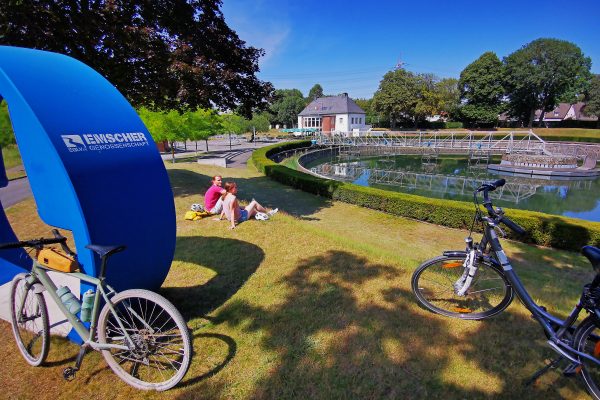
[534,102,598,125]
[298,93,368,133]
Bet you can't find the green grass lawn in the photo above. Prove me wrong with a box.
[0,160,595,399]
[2,144,26,179]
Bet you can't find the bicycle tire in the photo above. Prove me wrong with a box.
[411,255,514,320]
[573,316,600,400]
[97,289,192,391]
[10,273,50,366]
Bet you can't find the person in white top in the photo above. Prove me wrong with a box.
[219,181,278,229]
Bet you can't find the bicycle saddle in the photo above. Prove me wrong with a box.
[85,244,126,259]
[582,246,600,272]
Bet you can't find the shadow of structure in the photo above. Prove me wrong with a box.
[161,236,265,321]
[174,249,584,400]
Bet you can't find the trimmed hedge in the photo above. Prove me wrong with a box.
[252,142,600,251]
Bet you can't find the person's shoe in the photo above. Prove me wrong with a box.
[267,208,278,217]
[255,212,269,221]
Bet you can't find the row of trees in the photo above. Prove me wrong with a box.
[372,38,599,128]
[138,108,270,159]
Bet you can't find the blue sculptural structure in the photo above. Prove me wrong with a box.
[0,46,176,298]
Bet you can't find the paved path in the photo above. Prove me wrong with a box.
[0,176,31,208]
[1,137,290,208]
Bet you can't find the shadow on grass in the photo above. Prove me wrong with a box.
[179,332,237,388]
[174,250,584,399]
[167,168,334,219]
[161,236,265,321]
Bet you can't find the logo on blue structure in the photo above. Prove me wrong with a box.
[61,132,149,152]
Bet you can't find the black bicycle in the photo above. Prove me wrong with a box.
[411,178,600,398]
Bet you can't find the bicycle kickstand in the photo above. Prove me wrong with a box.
[63,345,88,381]
[524,357,563,387]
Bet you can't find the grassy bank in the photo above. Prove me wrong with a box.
[0,161,595,399]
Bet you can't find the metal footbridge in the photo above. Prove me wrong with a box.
[316,130,551,156]
[310,162,595,204]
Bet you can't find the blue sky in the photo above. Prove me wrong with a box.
[221,0,600,99]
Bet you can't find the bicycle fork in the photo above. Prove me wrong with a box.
[454,238,478,296]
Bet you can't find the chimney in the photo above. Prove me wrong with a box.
[341,93,348,97]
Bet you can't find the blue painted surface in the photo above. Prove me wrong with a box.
[0,47,176,301]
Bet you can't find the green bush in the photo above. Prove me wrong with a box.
[252,142,600,251]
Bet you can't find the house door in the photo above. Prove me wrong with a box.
[322,116,335,133]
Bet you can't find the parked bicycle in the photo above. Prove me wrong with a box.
[411,179,600,398]
[1,230,192,391]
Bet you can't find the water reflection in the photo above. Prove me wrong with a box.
[308,154,600,222]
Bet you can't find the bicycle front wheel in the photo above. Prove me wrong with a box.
[574,316,600,400]
[10,273,49,366]
[411,255,513,320]
[97,289,192,391]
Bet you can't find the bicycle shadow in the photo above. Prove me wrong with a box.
[160,236,265,321]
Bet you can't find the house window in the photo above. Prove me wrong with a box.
[351,117,355,124]
[339,117,343,124]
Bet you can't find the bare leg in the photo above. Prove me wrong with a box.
[245,200,267,213]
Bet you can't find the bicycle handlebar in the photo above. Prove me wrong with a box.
[0,236,67,250]
[476,179,526,236]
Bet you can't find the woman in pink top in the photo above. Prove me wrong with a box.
[204,175,226,214]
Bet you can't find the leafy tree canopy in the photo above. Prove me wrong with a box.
[585,74,600,120]
[503,38,591,127]
[373,69,446,128]
[308,84,324,101]
[268,89,306,127]
[458,52,505,124]
[0,0,273,117]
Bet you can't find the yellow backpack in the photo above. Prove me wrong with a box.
[184,210,210,221]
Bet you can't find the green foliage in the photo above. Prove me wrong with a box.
[372,69,419,128]
[269,89,306,127]
[437,78,460,119]
[458,52,505,125]
[585,74,600,121]
[0,0,273,116]
[245,113,270,133]
[373,69,451,128]
[0,100,15,147]
[221,114,246,135]
[503,38,592,127]
[308,84,324,101]
[252,142,600,251]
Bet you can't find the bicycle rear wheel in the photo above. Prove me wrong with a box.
[97,289,192,391]
[10,273,49,366]
[411,255,513,320]
[574,316,600,400]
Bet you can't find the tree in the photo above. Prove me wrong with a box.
[308,84,324,101]
[0,0,273,116]
[186,109,221,153]
[413,73,443,126]
[585,74,600,128]
[372,69,419,129]
[503,38,592,127]
[268,89,306,127]
[458,52,505,125]
[372,69,445,128]
[436,78,460,120]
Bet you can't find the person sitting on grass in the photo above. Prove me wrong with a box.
[220,181,278,229]
[204,175,226,214]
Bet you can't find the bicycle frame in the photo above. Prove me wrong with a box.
[26,261,131,352]
[481,223,600,366]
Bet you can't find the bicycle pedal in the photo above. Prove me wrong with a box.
[62,366,78,381]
